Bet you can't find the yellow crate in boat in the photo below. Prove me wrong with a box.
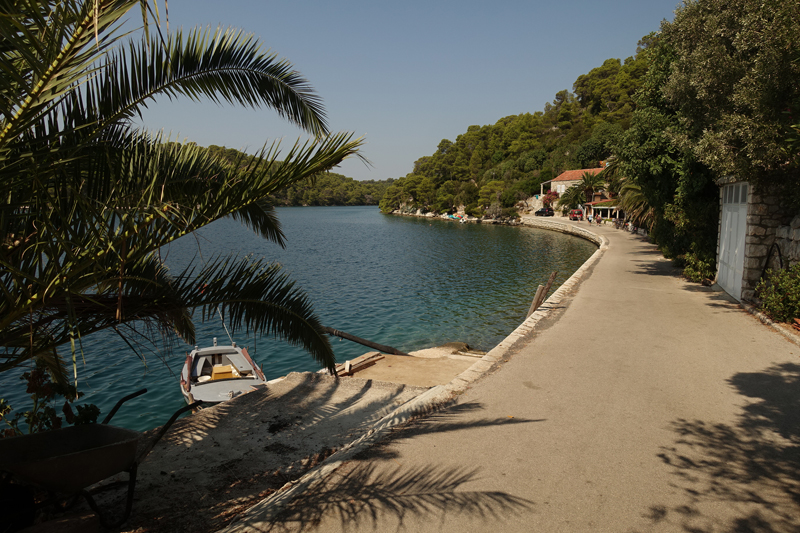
[211,365,235,380]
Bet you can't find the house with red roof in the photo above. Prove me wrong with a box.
[540,165,605,196]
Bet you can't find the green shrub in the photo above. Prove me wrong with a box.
[466,203,483,218]
[681,251,716,283]
[501,207,519,218]
[756,263,800,322]
[1,361,99,437]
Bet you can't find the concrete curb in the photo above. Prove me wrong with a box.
[219,222,608,532]
[740,302,800,348]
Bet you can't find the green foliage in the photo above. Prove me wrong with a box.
[542,190,559,208]
[1,361,99,437]
[465,203,483,218]
[614,32,720,264]
[0,0,363,390]
[478,180,506,207]
[557,185,584,212]
[756,264,800,322]
[617,180,654,230]
[573,55,647,127]
[661,0,800,201]
[386,45,652,218]
[680,249,716,283]
[206,145,390,207]
[379,180,405,213]
[612,0,800,269]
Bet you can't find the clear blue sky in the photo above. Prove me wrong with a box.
[136,1,679,181]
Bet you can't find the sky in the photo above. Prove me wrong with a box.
[135,1,680,182]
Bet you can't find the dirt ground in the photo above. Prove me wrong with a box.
[18,371,428,533]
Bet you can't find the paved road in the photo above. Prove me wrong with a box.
[237,222,800,532]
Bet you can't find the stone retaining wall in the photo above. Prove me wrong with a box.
[774,215,800,269]
[519,216,604,246]
[740,187,797,300]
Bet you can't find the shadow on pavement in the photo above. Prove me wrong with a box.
[628,257,683,278]
[256,462,534,532]
[646,362,800,532]
[233,401,540,532]
[356,401,546,461]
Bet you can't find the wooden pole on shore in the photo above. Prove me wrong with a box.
[528,285,545,318]
[323,326,411,356]
[527,271,559,317]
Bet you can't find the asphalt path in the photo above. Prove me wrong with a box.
[232,221,800,533]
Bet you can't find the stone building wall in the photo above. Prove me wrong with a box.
[741,188,797,300]
[773,215,800,269]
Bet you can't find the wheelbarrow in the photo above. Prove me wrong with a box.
[0,389,201,529]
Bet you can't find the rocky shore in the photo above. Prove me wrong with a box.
[388,207,524,226]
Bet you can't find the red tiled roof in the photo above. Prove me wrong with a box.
[552,167,604,182]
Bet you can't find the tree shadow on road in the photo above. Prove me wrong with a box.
[628,257,683,278]
[355,401,546,461]
[645,362,800,532]
[227,400,539,532]
[249,461,534,532]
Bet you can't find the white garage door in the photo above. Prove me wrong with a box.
[717,182,748,300]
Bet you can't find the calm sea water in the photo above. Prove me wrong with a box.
[1,207,595,431]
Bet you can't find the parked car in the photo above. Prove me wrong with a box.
[569,209,584,221]
[535,207,554,217]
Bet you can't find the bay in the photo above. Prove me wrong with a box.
[1,207,596,432]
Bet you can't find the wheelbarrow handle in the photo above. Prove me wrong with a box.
[101,388,147,425]
[136,401,202,463]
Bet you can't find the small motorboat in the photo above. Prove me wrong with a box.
[179,338,267,405]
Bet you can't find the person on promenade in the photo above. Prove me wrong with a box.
[587,213,592,224]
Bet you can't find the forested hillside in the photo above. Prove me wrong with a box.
[379,36,654,217]
[205,144,392,206]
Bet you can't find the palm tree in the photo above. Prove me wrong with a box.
[556,170,606,213]
[556,185,584,213]
[578,171,606,203]
[618,181,654,230]
[0,0,364,385]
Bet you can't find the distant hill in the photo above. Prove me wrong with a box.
[204,144,393,206]
[379,36,653,217]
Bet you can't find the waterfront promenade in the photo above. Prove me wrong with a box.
[230,220,800,532]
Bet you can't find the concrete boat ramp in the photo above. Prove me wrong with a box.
[28,345,486,533]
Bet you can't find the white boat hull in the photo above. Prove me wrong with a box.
[180,344,266,405]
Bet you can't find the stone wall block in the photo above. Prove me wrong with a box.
[760,218,780,229]
[776,226,790,239]
[743,264,762,275]
[744,257,762,269]
[747,215,762,225]
[745,235,764,245]
[789,241,799,262]
[751,204,769,216]
[791,215,800,229]
[748,225,767,237]
[747,244,768,257]
[767,204,785,215]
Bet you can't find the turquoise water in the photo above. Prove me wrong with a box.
[1,207,596,431]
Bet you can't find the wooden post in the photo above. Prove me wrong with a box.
[323,326,411,356]
[528,285,545,318]
[527,271,559,317]
[539,271,558,306]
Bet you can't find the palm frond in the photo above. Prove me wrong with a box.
[0,1,361,386]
